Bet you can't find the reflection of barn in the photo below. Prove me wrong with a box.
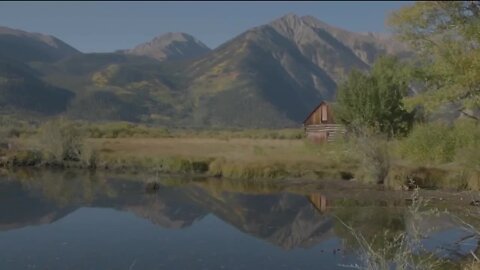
[302,101,346,143]
[307,193,328,214]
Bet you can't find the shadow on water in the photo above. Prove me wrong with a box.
[0,169,479,269]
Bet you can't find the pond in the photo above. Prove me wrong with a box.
[0,170,478,270]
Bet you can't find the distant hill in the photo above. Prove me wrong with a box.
[0,56,74,115]
[121,32,211,61]
[0,26,80,63]
[0,27,77,116]
[0,15,412,127]
[33,52,187,123]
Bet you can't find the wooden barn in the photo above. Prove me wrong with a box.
[302,101,346,143]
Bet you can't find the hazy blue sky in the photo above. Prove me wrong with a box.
[0,1,412,53]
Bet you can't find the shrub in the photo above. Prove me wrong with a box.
[158,157,210,174]
[38,118,84,163]
[354,134,391,184]
[191,160,210,173]
[397,120,480,164]
[161,157,193,173]
[8,150,43,166]
[0,128,7,152]
[79,144,98,169]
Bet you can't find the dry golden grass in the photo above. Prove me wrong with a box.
[3,136,359,180]
[90,137,331,163]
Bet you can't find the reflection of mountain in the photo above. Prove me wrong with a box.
[183,189,334,249]
[0,174,334,250]
[0,173,476,256]
[121,187,208,229]
[0,180,73,231]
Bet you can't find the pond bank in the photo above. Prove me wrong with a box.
[1,137,479,191]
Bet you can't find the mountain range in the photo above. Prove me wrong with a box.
[0,14,411,128]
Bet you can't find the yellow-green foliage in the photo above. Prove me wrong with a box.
[91,64,120,86]
[396,120,480,164]
[388,1,480,111]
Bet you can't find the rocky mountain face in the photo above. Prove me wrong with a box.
[122,32,211,61]
[0,14,411,127]
[180,14,410,127]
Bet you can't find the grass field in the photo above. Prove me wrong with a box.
[3,120,480,190]
[92,138,324,162]
[91,137,357,178]
[4,136,358,181]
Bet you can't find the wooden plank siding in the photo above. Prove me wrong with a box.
[303,102,346,143]
[304,124,347,142]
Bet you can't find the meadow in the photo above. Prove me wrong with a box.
[1,118,480,191]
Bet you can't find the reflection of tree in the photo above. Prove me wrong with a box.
[332,204,405,255]
[330,192,480,269]
[13,170,119,206]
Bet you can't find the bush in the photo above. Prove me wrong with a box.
[0,129,7,151]
[38,118,85,162]
[397,119,480,164]
[354,134,391,184]
[8,150,43,166]
[79,144,98,169]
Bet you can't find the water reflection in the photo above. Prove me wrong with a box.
[0,170,478,269]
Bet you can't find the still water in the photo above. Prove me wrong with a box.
[0,170,478,270]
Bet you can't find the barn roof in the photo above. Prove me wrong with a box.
[302,101,328,124]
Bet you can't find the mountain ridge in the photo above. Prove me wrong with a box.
[0,14,412,127]
[0,26,80,63]
[122,32,211,61]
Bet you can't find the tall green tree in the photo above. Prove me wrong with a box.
[336,56,413,138]
[388,1,480,119]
